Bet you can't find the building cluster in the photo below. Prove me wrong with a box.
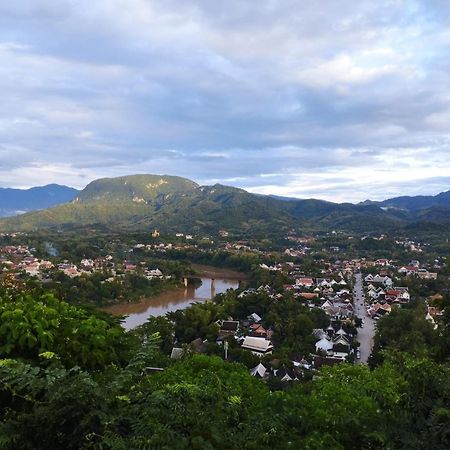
[363,273,410,319]
[0,245,53,278]
[312,324,357,366]
[0,243,167,283]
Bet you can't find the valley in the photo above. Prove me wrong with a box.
[1,175,449,449]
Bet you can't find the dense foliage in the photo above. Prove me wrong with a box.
[0,291,131,369]
[0,286,449,449]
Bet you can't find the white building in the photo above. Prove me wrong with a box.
[241,337,273,356]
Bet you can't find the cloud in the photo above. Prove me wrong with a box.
[0,0,449,201]
[296,53,405,89]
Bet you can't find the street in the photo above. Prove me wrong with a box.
[353,272,375,364]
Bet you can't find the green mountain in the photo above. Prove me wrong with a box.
[75,174,198,203]
[0,174,448,235]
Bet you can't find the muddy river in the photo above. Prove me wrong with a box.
[104,276,239,330]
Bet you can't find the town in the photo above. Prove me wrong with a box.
[1,227,447,385]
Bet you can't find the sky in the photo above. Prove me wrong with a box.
[0,0,450,202]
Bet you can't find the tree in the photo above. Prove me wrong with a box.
[0,292,132,369]
[133,316,175,354]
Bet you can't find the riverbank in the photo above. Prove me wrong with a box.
[102,263,246,311]
[102,284,185,315]
[191,263,248,280]
[103,276,239,329]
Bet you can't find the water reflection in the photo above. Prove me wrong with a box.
[105,277,238,330]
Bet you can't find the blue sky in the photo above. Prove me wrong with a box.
[0,0,449,202]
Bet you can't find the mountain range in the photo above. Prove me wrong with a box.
[0,184,79,217]
[0,174,449,235]
[361,191,450,211]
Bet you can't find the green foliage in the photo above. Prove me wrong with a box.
[168,302,221,343]
[97,355,270,449]
[371,303,439,365]
[0,359,106,450]
[0,292,131,369]
[45,271,181,307]
[1,347,450,449]
[133,316,175,354]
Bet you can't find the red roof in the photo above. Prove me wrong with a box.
[385,290,400,296]
[300,293,318,299]
[250,324,267,335]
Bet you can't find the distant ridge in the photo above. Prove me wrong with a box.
[0,175,449,235]
[0,184,79,217]
[361,190,450,211]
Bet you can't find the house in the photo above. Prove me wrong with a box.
[312,328,327,340]
[368,302,392,318]
[318,279,331,288]
[39,260,54,270]
[250,363,268,379]
[315,337,333,353]
[80,259,94,269]
[295,277,314,288]
[145,268,163,278]
[385,288,410,303]
[218,320,239,337]
[427,306,443,318]
[300,292,318,301]
[273,367,297,382]
[335,327,348,337]
[292,359,312,370]
[417,270,438,280]
[241,337,273,356]
[23,262,41,277]
[332,336,351,354]
[375,259,390,266]
[124,263,137,272]
[376,275,388,285]
[398,265,419,276]
[248,313,262,323]
[238,289,257,299]
[248,323,273,340]
[364,274,374,283]
[367,286,385,300]
[63,267,80,277]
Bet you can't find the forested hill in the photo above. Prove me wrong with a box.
[0,174,449,235]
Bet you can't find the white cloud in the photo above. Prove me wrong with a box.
[0,0,448,201]
[297,52,410,89]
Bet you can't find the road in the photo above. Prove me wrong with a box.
[353,272,375,364]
